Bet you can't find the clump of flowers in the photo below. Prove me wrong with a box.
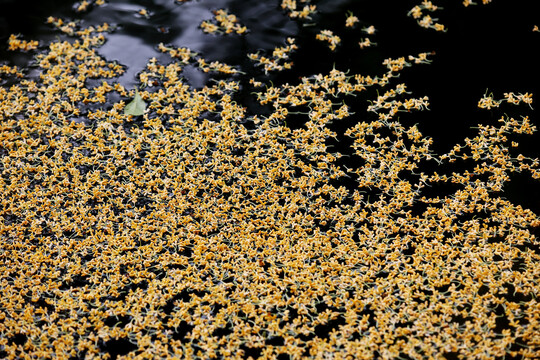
[75,0,91,12]
[7,34,39,51]
[157,43,197,64]
[463,0,493,6]
[158,41,239,76]
[0,64,24,78]
[46,16,78,35]
[197,58,241,74]
[248,38,297,74]
[281,0,317,19]
[478,91,534,109]
[46,16,112,38]
[74,0,106,13]
[316,29,341,51]
[200,9,247,35]
[410,0,493,30]
[357,25,377,49]
[408,0,446,31]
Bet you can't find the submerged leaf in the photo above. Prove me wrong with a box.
[124,90,146,116]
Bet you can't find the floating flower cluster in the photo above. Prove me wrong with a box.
[478,92,534,109]
[74,0,106,13]
[280,0,317,20]
[359,25,377,49]
[0,2,539,360]
[408,1,446,32]
[315,30,341,51]
[409,0,493,31]
[157,43,197,64]
[200,9,247,35]
[159,42,240,76]
[7,34,39,52]
[197,58,241,75]
[344,11,377,50]
[46,16,112,38]
[248,38,297,74]
[463,0,493,6]
[0,65,23,78]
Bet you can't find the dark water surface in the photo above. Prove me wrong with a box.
[1,0,539,212]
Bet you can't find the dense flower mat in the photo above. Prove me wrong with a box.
[1,1,540,359]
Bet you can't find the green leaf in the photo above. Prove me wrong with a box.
[124,90,146,116]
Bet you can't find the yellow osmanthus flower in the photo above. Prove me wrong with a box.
[138,8,150,18]
[362,25,376,35]
[345,12,359,28]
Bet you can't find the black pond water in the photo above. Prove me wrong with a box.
[1,0,539,212]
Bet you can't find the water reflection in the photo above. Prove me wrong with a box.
[72,0,297,88]
[1,0,297,88]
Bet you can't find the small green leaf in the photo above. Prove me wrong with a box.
[124,90,146,116]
